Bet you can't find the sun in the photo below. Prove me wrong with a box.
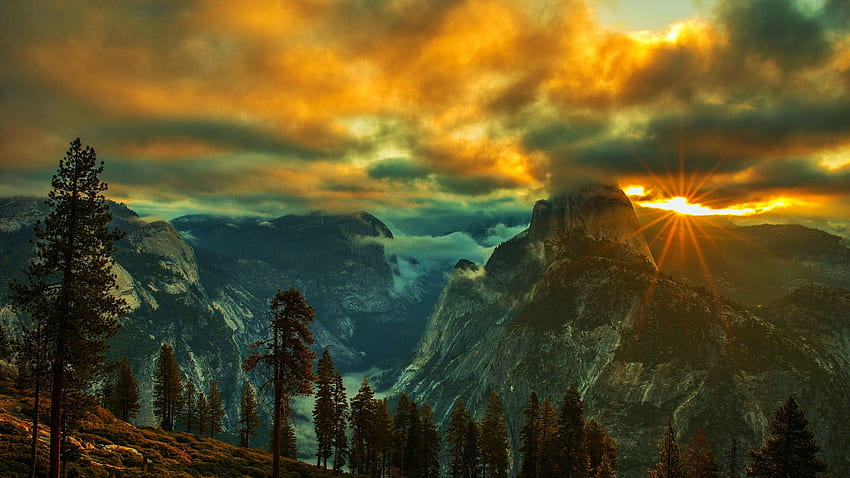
[622,185,791,217]
[619,176,796,301]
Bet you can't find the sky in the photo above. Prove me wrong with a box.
[2,0,850,239]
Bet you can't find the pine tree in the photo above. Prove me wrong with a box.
[15,324,50,478]
[537,398,560,478]
[746,396,826,478]
[239,381,261,447]
[464,417,481,478]
[585,419,618,478]
[557,387,589,478]
[182,379,197,433]
[420,402,441,478]
[448,398,472,478]
[685,429,720,478]
[0,322,11,359]
[314,349,336,469]
[724,439,741,478]
[208,380,225,439]
[196,392,209,436]
[393,392,423,477]
[152,343,184,431]
[373,398,394,478]
[519,391,540,478]
[481,391,509,478]
[9,138,127,478]
[648,424,686,478]
[350,377,377,476]
[243,288,316,478]
[107,357,140,422]
[331,371,349,472]
[597,454,616,478]
[280,417,298,459]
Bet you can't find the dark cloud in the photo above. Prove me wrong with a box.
[88,119,333,159]
[709,158,850,204]
[646,97,850,158]
[823,0,850,30]
[104,156,258,195]
[435,174,524,196]
[522,119,606,153]
[366,158,431,181]
[719,0,831,71]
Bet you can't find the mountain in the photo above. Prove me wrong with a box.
[0,198,444,448]
[394,184,850,476]
[170,212,442,371]
[638,208,850,306]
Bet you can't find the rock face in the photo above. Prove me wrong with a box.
[395,186,850,476]
[0,198,441,437]
[529,184,656,266]
[171,212,439,370]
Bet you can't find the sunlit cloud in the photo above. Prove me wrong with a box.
[0,0,849,235]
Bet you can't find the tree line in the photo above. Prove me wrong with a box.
[1,138,832,478]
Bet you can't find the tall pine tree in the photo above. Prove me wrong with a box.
[557,387,589,478]
[724,439,741,478]
[239,381,260,447]
[331,370,349,472]
[746,396,825,478]
[585,419,618,478]
[207,380,225,439]
[420,402,441,478]
[9,138,127,478]
[152,343,184,431]
[393,392,422,477]
[373,398,394,478]
[350,377,377,475]
[243,288,316,478]
[537,398,560,478]
[519,391,540,478]
[481,391,509,478]
[182,379,197,433]
[107,357,140,422]
[314,349,336,469]
[280,417,298,459]
[15,324,50,478]
[648,424,686,478]
[463,417,481,478]
[685,428,719,478]
[196,392,209,436]
[448,398,472,478]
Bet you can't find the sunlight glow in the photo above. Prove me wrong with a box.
[624,185,647,197]
[634,195,789,216]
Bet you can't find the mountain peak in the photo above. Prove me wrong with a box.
[528,184,656,267]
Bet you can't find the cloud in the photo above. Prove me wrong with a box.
[719,0,831,71]
[1,0,850,225]
[366,158,431,181]
[88,118,333,159]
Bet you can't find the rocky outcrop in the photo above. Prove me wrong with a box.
[529,184,655,267]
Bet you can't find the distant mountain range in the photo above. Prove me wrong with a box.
[2,188,849,475]
[0,197,446,445]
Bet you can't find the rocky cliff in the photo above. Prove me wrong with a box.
[0,198,442,443]
[395,186,850,476]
